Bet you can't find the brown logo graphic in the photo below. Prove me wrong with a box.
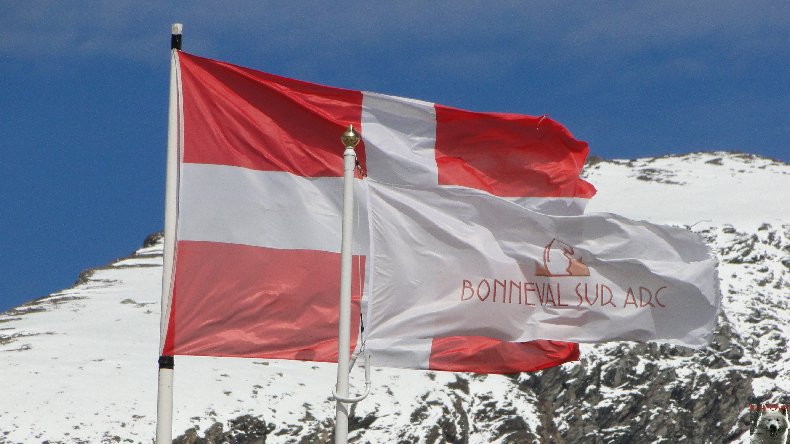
[535,238,590,277]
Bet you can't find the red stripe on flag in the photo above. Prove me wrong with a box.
[435,105,595,198]
[179,52,366,177]
[429,337,579,374]
[163,241,364,361]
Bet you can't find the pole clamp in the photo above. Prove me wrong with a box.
[331,352,371,404]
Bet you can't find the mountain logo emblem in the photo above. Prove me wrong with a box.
[535,238,590,277]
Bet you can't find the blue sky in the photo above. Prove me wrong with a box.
[1,2,788,312]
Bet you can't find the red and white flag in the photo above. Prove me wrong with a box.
[160,52,594,373]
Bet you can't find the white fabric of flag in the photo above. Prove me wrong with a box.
[364,181,720,347]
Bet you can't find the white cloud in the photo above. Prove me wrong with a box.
[3,2,785,61]
[1,1,787,97]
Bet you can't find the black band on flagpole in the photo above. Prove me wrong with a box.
[171,34,182,50]
[158,355,175,369]
[171,23,183,50]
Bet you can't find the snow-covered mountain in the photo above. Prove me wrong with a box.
[1,151,788,443]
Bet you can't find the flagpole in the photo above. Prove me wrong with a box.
[334,125,360,444]
[156,22,182,444]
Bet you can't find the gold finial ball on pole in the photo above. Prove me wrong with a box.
[341,124,360,149]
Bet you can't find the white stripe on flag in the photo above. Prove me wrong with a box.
[178,163,369,254]
[362,91,439,187]
[365,337,433,370]
[502,196,589,216]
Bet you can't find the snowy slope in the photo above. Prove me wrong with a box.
[585,152,790,397]
[1,151,788,443]
[584,152,789,230]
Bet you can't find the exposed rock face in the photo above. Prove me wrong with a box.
[521,329,752,443]
[174,415,274,443]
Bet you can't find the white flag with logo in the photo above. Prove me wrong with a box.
[364,181,721,348]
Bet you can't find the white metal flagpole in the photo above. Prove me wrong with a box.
[333,125,361,444]
[156,22,182,444]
